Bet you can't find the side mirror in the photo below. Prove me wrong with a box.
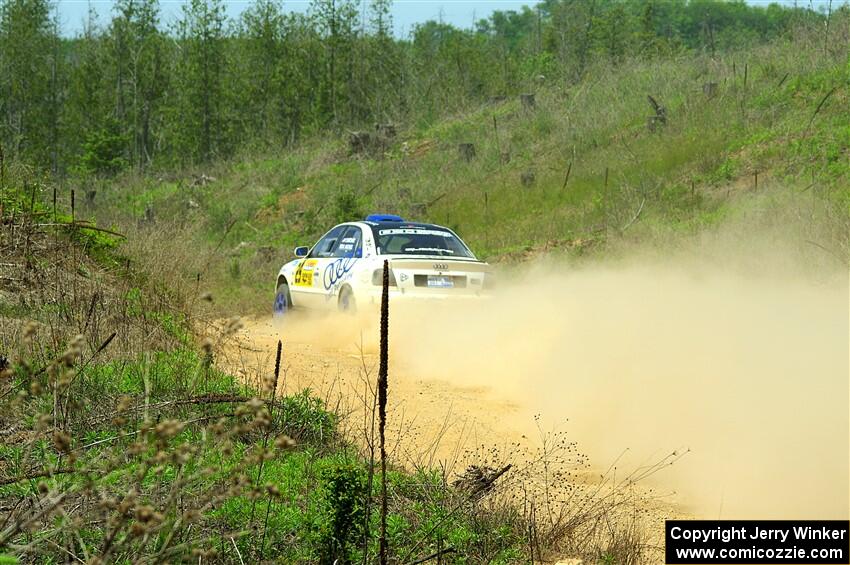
[294,246,309,258]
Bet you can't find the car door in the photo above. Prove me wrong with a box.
[290,225,345,309]
[322,226,363,302]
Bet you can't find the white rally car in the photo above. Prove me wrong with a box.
[273,214,490,314]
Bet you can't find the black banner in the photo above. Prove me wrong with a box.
[666,520,850,564]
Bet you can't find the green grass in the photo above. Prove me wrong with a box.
[214,450,525,563]
[84,348,232,396]
[1,275,530,562]
[2,339,529,562]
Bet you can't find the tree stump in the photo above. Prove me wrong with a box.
[349,131,378,154]
[520,93,536,110]
[647,115,662,132]
[520,170,536,187]
[255,246,276,263]
[375,123,396,138]
[190,174,216,188]
[458,143,476,161]
[646,95,667,132]
[410,202,427,217]
[703,82,718,98]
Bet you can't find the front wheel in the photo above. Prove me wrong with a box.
[273,282,292,316]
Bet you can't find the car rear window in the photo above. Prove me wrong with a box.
[369,224,474,258]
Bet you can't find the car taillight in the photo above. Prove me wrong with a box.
[372,267,397,286]
[482,273,494,290]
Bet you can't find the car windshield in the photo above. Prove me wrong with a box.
[370,224,474,258]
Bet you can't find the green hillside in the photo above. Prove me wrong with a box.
[2,0,847,312]
[86,25,848,311]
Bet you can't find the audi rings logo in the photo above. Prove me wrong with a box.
[433,263,448,271]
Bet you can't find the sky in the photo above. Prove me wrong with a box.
[54,0,530,36]
[53,0,837,37]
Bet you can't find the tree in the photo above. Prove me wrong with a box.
[65,6,109,167]
[0,0,826,173]
[107,0,165,169]
[310,0,359,125]
[542,0,598,82]
[237,0,287,143]
[75,117,129,178]
[364,0,402,122]
[592,2,630,64]
[0,0,57,168]
[170,0,227,163]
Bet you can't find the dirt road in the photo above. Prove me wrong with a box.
[226,249,848,525]
[229,313,549,476]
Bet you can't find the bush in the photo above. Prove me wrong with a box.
[319,461,366,564]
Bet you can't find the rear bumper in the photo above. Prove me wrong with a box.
[362,287,490,305]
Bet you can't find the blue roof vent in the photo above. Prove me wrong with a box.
[365,214,405,222]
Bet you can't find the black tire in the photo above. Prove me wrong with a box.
[273,281,292,316]
[338,286,356,314]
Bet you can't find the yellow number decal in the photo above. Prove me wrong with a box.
[294,259,318,287]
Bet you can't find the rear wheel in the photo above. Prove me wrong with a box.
[338,286,356,314]
[273,281,291,316]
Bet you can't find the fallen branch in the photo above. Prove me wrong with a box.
[805,239,847,266]
[34,222,126,238]
[0,467,77,487]
[0,492,68,546]
[401,464,512,562]
[621,198,646,232]
[14,393,278,437]
[407,547,457,565]
[561,162,572,192]
[75,413,234,452]
[805,86,837,132]
[426,192,447,207]
[231,537,246,565]
[84,393,261,425]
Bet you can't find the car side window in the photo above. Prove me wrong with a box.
[309,226,346,258]
[333,226,362,258]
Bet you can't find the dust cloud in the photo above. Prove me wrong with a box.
[383,216,849,519]
[271,201,849,520]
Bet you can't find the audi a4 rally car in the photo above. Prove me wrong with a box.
[274,215,490,314]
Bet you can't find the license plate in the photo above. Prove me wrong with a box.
[427,275,454,288]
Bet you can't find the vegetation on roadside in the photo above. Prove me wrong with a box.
[1,174,648,562]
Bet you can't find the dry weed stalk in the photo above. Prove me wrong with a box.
[378,259,390,565]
